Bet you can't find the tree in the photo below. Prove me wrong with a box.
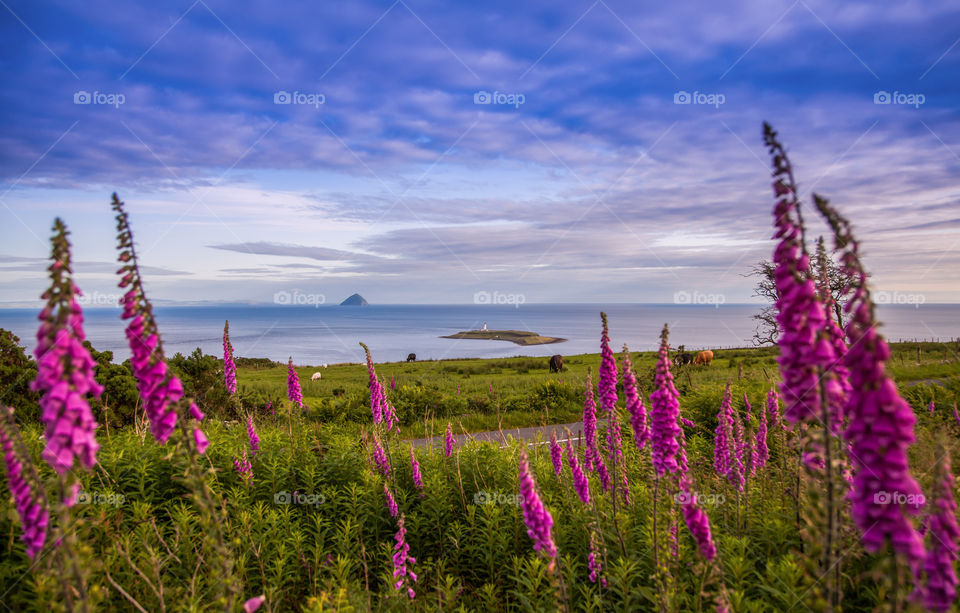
[745,237,853,346]
[0,328,38,421]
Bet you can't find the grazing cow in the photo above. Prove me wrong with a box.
[549,354,563,373]
[311,372,322,381]
[673,353,693,367]
[407,353,416,362]
[693,350,714,366]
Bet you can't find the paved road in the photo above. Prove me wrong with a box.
[407,421,584,449]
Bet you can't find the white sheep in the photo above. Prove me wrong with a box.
[311,372,322,381]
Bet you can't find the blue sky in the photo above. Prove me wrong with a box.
[1,0,958,306]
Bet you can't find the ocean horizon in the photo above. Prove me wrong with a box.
[2,303,957,366]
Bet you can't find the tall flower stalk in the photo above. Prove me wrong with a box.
[921,444,959,612]
[621,345,648,450]
[814,192,926,570]
[599,313,627,503]
[409,446,424,494]
[0,407,48,559]
[392,515,418,599]
[247,415,260,457]
[31,219,102,479]
[582,371,599,471]
[649,325,683,478]
[549,430,563,476]
[223,320,237,395]
[518,451,558,563]
[287,358,303,410]
[31,219,104,611]
[714,384,733,478]
[444,423,455,457]
[565,440,590,505]
[111,193,240,607]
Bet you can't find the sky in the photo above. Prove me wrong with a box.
[1,0,958,307]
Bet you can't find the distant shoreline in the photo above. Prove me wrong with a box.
[440,329,567,346]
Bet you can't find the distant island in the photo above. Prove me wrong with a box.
[440,329,566,346]
[340,293,369,306]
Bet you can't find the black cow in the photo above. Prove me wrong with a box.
[673,353,693,367]
[549,354,563,373]
[406,353,416,362]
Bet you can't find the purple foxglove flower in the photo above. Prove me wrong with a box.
[287,358,303,410]
[444,423,455,457]
[233,449,252,485]
[714,385,733,478]
[607,410,628,504]
[597,313,618,414]
[243,596,265,612]
[764,125,836,427]
[390,376,396,390]
[621,345,649,450]
[928,401,935,414]
[953,404,960,428]
[922,450,960,612]
[680,417,695,429]
[679,477,716,561]
[409,446,424,493]
[648,325,683,477]
[373,437,391,477]
[813,186,926,565]
[113,201,190,445]
[582,371,599,471]
[565,441,590,505]
[384,484,398,517]
[766,387,781,429]
[31,221,102,475]
[189,402,205,422]
[223,320,237,395]
[392,515,418,599]
[0,412,49,559]
[247,415,259,457]
[588,527,607,587]
[816,238,851,434]
[518,451,557,559]
[549,431,563,476]
[193,428,209,455]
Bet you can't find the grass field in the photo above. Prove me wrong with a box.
[237,340,960,439]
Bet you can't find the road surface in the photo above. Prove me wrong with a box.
[406,421,584,449]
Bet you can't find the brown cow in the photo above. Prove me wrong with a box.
[693,350,714,366]
[549,354,563,373]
